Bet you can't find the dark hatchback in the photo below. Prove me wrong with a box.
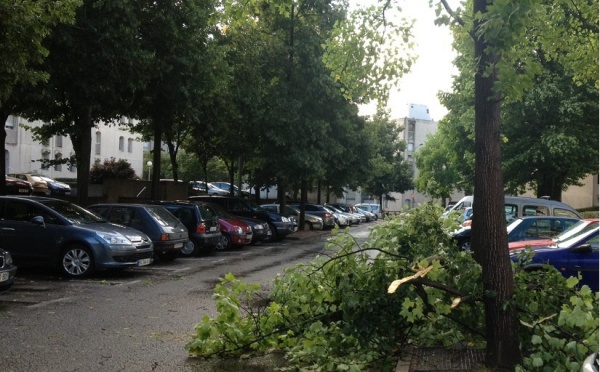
[0,248,17,292]
[88,203,189,261]
[153,200,221,257]
[189,196,294,241]
[0,196,154,278]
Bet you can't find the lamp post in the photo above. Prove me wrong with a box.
[147,161,152,181]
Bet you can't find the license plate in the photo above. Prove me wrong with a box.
[266,231,272,236]
[174,242,183,249]
[246,234,252,239]
[210,226,217,232]
[18,189,28,193]
[137,258,152,266]
[0,272,8,282]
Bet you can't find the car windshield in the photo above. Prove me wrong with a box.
[557,227,599,249]
[41,200,104,224]
[554,220,599,243]
[244,200,267,212]
[40,176,55,183]
[145,206,182,227]
[208,203,232,219]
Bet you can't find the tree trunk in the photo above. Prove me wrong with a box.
[0,112,8,195]
[151,124,162,200]
[72,109,93,206]
[472,0,522,368]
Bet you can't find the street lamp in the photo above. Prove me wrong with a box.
[147,161,152,181]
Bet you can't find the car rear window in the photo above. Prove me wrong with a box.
[197,204,216,220]
[145,206,181,227]
[553,208,580,218]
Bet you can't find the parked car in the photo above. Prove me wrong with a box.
[261,204,324,231]
[0,196,154,277]
[5,176,32,195]
[87,203,189,261]
[189,196,295,241]
[39,176,71,196]
[0,248,17,293]
[152,201,221,257]
[8,173,49,195]
[355,203,382,219]
[353,207,375,222]
[190,181,229,196]
[510,224,599,292]
[509,219,599,251]
[205,202,253,250]
[324,205,355,226]
[210,182,251,198]
[453,216,581,252]
[235,216,272,244]
[289,203,336,230]
[325,203,363,224]
[444,195,582,221]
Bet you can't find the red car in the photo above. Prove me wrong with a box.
[5,175,32,195]
[208,203,253,250]
[508,218,599,251]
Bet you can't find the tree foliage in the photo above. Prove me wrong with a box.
[186,205,598,370]
[89,157,137,184]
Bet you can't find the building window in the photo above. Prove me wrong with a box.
[54,153,62,172]
[5,115,16,129]
[127,138,133,153]
[119,136,125,151]
[68,153,77,173]
[55,135,63,148]
[95,131,101,155]
[41,151,50,170]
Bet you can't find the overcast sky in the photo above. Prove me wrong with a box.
[350,1,459,121]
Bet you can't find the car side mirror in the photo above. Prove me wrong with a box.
[570,244,593,254]
[31,215,45,227]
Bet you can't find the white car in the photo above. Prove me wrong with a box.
[190,181,229,195]
[355,203,382,220]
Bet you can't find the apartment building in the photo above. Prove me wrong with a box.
[5,115,144,180]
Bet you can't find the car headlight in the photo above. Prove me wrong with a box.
[4,251,13,266]
[281,216,289,222]
[254,224,264,230]
[96,231,132,245]
[234,226,243,234]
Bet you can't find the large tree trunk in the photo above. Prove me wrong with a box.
[72,109,93,206]
[472,0,522,368]
[0,112,8,195]
[151,124,162,200]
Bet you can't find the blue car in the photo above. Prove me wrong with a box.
[510,226,599,291]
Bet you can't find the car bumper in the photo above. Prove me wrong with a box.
[273,221,295,237]
[190,232,222,250]
[152,238,189,254]
[229,232,253,246]
[0,266,17,293]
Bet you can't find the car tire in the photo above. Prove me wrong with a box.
[179,240,199,257]
[459,239,471,252]
[60,245,94,278]
[160,251,179,261]
[304,221,313,230]
[217,234,232,251]
[265,224,278,242]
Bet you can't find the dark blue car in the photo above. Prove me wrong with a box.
[510,226,599,291]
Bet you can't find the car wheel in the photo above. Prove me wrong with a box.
[265,224,278,242]
[459,239,471,252]
[217,234,232,251]
[61,245,94,278]
[179,240,199,257]
[304,221,313,230]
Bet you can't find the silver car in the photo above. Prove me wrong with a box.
[261,204,324,230]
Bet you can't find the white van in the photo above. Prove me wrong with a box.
[355,203,383,219]
[445,195,581,221]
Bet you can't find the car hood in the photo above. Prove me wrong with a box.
[76,222,150,242]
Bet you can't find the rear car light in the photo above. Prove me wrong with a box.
[196,224,206,234]
[160,233,170,241]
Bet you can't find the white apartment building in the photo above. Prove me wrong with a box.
[5,115,145,179]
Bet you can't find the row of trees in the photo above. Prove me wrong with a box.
[0,0,416,209]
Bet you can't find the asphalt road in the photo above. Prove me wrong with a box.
[0,223,376,372]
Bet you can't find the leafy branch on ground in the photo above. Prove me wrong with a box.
[186,204,598,371]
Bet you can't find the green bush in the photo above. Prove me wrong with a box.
[89,157,137,184]
[186,204,598,371]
